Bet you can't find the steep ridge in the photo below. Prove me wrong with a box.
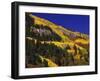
[25,13,89,68]
[29,14,89,41]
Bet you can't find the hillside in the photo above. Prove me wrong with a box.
[25,13,89,68]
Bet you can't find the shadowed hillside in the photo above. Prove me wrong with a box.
[25,13,89,68]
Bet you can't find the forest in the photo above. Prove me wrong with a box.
[25,13,89,68]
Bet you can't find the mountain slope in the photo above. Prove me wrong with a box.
[29,14,89,41]
[25,13,89,68]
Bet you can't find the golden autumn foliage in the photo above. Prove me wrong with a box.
[75,38,89,45]
[26,13,89,68]
[39,55,58,67]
